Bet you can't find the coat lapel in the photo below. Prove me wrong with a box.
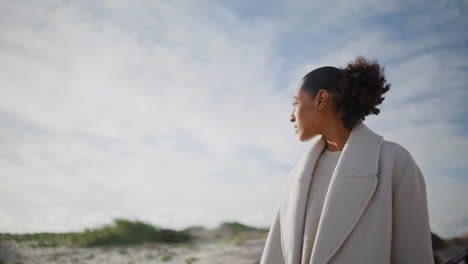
[279,120,383,264]
[279,134,327,264]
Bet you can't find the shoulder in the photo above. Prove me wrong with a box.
[380,140,423,191]
[380,139,416,167]
[381,140,411,158]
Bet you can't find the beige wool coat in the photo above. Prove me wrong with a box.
[260,120,434,264]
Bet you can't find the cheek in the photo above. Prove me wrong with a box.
[297,106,309,121]
[298,107,315,127]
[294,108,300,119]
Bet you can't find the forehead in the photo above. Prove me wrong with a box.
[294,79,306,97]
[294,89,312,100]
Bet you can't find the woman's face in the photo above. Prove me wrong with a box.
[290,88,323,141]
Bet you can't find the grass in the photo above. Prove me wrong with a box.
[0,219,269,248]
[217,221,269,244]
[220,222,257,235]
[0,232,75,247]
[0,218,190,248]
[161,255,173,261]
[184,257,198,264]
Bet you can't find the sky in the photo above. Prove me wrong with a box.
[0,0,467,239]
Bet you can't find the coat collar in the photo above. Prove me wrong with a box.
[279,120,384,264]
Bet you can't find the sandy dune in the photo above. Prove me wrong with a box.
[0,238,265,264]
[3,231,467,263]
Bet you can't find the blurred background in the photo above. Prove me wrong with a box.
[1,0,467,242]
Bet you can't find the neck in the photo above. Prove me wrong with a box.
[322,121,350,152]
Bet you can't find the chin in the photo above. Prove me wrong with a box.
[298,134,313,142]
[298,131,318,142]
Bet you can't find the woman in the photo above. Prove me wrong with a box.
[260,56,434,264]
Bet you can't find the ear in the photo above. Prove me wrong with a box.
[316,90,328,110]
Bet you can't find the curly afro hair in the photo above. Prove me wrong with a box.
[300,56,391,130]
[335,56,391,130]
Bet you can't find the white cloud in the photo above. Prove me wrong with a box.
[0,0,291,233]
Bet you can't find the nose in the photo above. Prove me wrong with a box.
[290,110,295,123]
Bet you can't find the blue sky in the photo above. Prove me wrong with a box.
[0,0,467,238]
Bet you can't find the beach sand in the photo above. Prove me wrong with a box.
[0,237,265,264]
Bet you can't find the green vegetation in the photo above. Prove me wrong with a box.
[184,257,199,264]
[220,222,258,235]
[0,232,74,247]
[161,255,173,261]
[70,219,190,247]
[0,219,190,248]
[0,219,270,248]
[216,221,269,244]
